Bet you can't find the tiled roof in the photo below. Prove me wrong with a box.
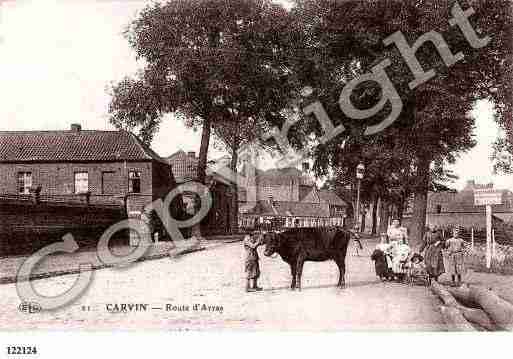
[242,200,331,218]
[257,167,315,186]
[426,189,513,214]
[434,203,513,214]
[275,201,331,217]
[166,150,187,161]
[299,185,319,202]
[318,189,347,206]
[0,130,166,163]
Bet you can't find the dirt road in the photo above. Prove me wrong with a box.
[0,240,445,331]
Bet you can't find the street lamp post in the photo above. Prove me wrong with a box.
[355,162,365,232]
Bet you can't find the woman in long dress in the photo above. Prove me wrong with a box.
[419,226,445,282]
[387,219,408,244]
[386,219,410,279]
[390,238,410,278]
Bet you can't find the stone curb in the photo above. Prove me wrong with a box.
[223,238,244,243]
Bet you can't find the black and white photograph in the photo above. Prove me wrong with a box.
[0,0,513,354]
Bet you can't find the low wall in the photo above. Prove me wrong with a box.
[0,198,126,257]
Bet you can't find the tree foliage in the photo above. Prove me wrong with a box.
[109,0,513,240]
[285,0,513,240]
[109,0,298,182]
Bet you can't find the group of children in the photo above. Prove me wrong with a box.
[371,224,468,286]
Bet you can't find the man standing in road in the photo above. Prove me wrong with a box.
[244,232,263,292]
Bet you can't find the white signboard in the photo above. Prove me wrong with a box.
[473,189,502,269]
[474,189,503,206]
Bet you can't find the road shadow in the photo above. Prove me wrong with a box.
[263,279,381,293]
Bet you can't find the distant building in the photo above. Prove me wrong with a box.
[238,163,347,230]
[166,150,199,182]
[165,150,235,235]
[403,180,513,229]
[166,150,347,232]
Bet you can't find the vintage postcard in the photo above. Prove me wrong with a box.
[1,0,513,346]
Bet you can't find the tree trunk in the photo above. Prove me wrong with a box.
[410,154,431,245]
[196,117,212,184]
[378,199,390,234]
[360,208,366,233]
[229,141,239,234]
[346,202,355,229]
[191,117,212,238]
[397,194,405,220]
[371,196,379,235]
[351,190,357,229]
[390,203,397,219]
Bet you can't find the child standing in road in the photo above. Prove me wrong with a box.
[372,233,392,280]
[445,227,467,286]
[244,232,263,292]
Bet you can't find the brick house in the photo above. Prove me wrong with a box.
[166,150,199,182]
[0,124,182,254]
[0,124,177,213]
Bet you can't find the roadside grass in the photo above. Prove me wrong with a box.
[464,243,513,275]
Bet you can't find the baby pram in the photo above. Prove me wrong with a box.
[405,253,430,286]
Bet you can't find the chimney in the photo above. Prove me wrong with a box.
[187,151,196,158]
[302,162,309,172]
[70,123,82,132]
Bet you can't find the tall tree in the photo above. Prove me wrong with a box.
[211,117,266,233]
[109,0,298,235]
[285,0,513,242]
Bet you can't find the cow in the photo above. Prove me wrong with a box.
[263,227,350,290]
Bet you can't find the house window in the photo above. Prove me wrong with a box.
[101,171,116,195]
[435,204,442,214]
[74,172,89,194]
[129,171,141,193]
[17,172,32,194]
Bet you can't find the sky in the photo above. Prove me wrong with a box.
[0,0,511,192]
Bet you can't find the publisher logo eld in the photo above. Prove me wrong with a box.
[18,301,42,314]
